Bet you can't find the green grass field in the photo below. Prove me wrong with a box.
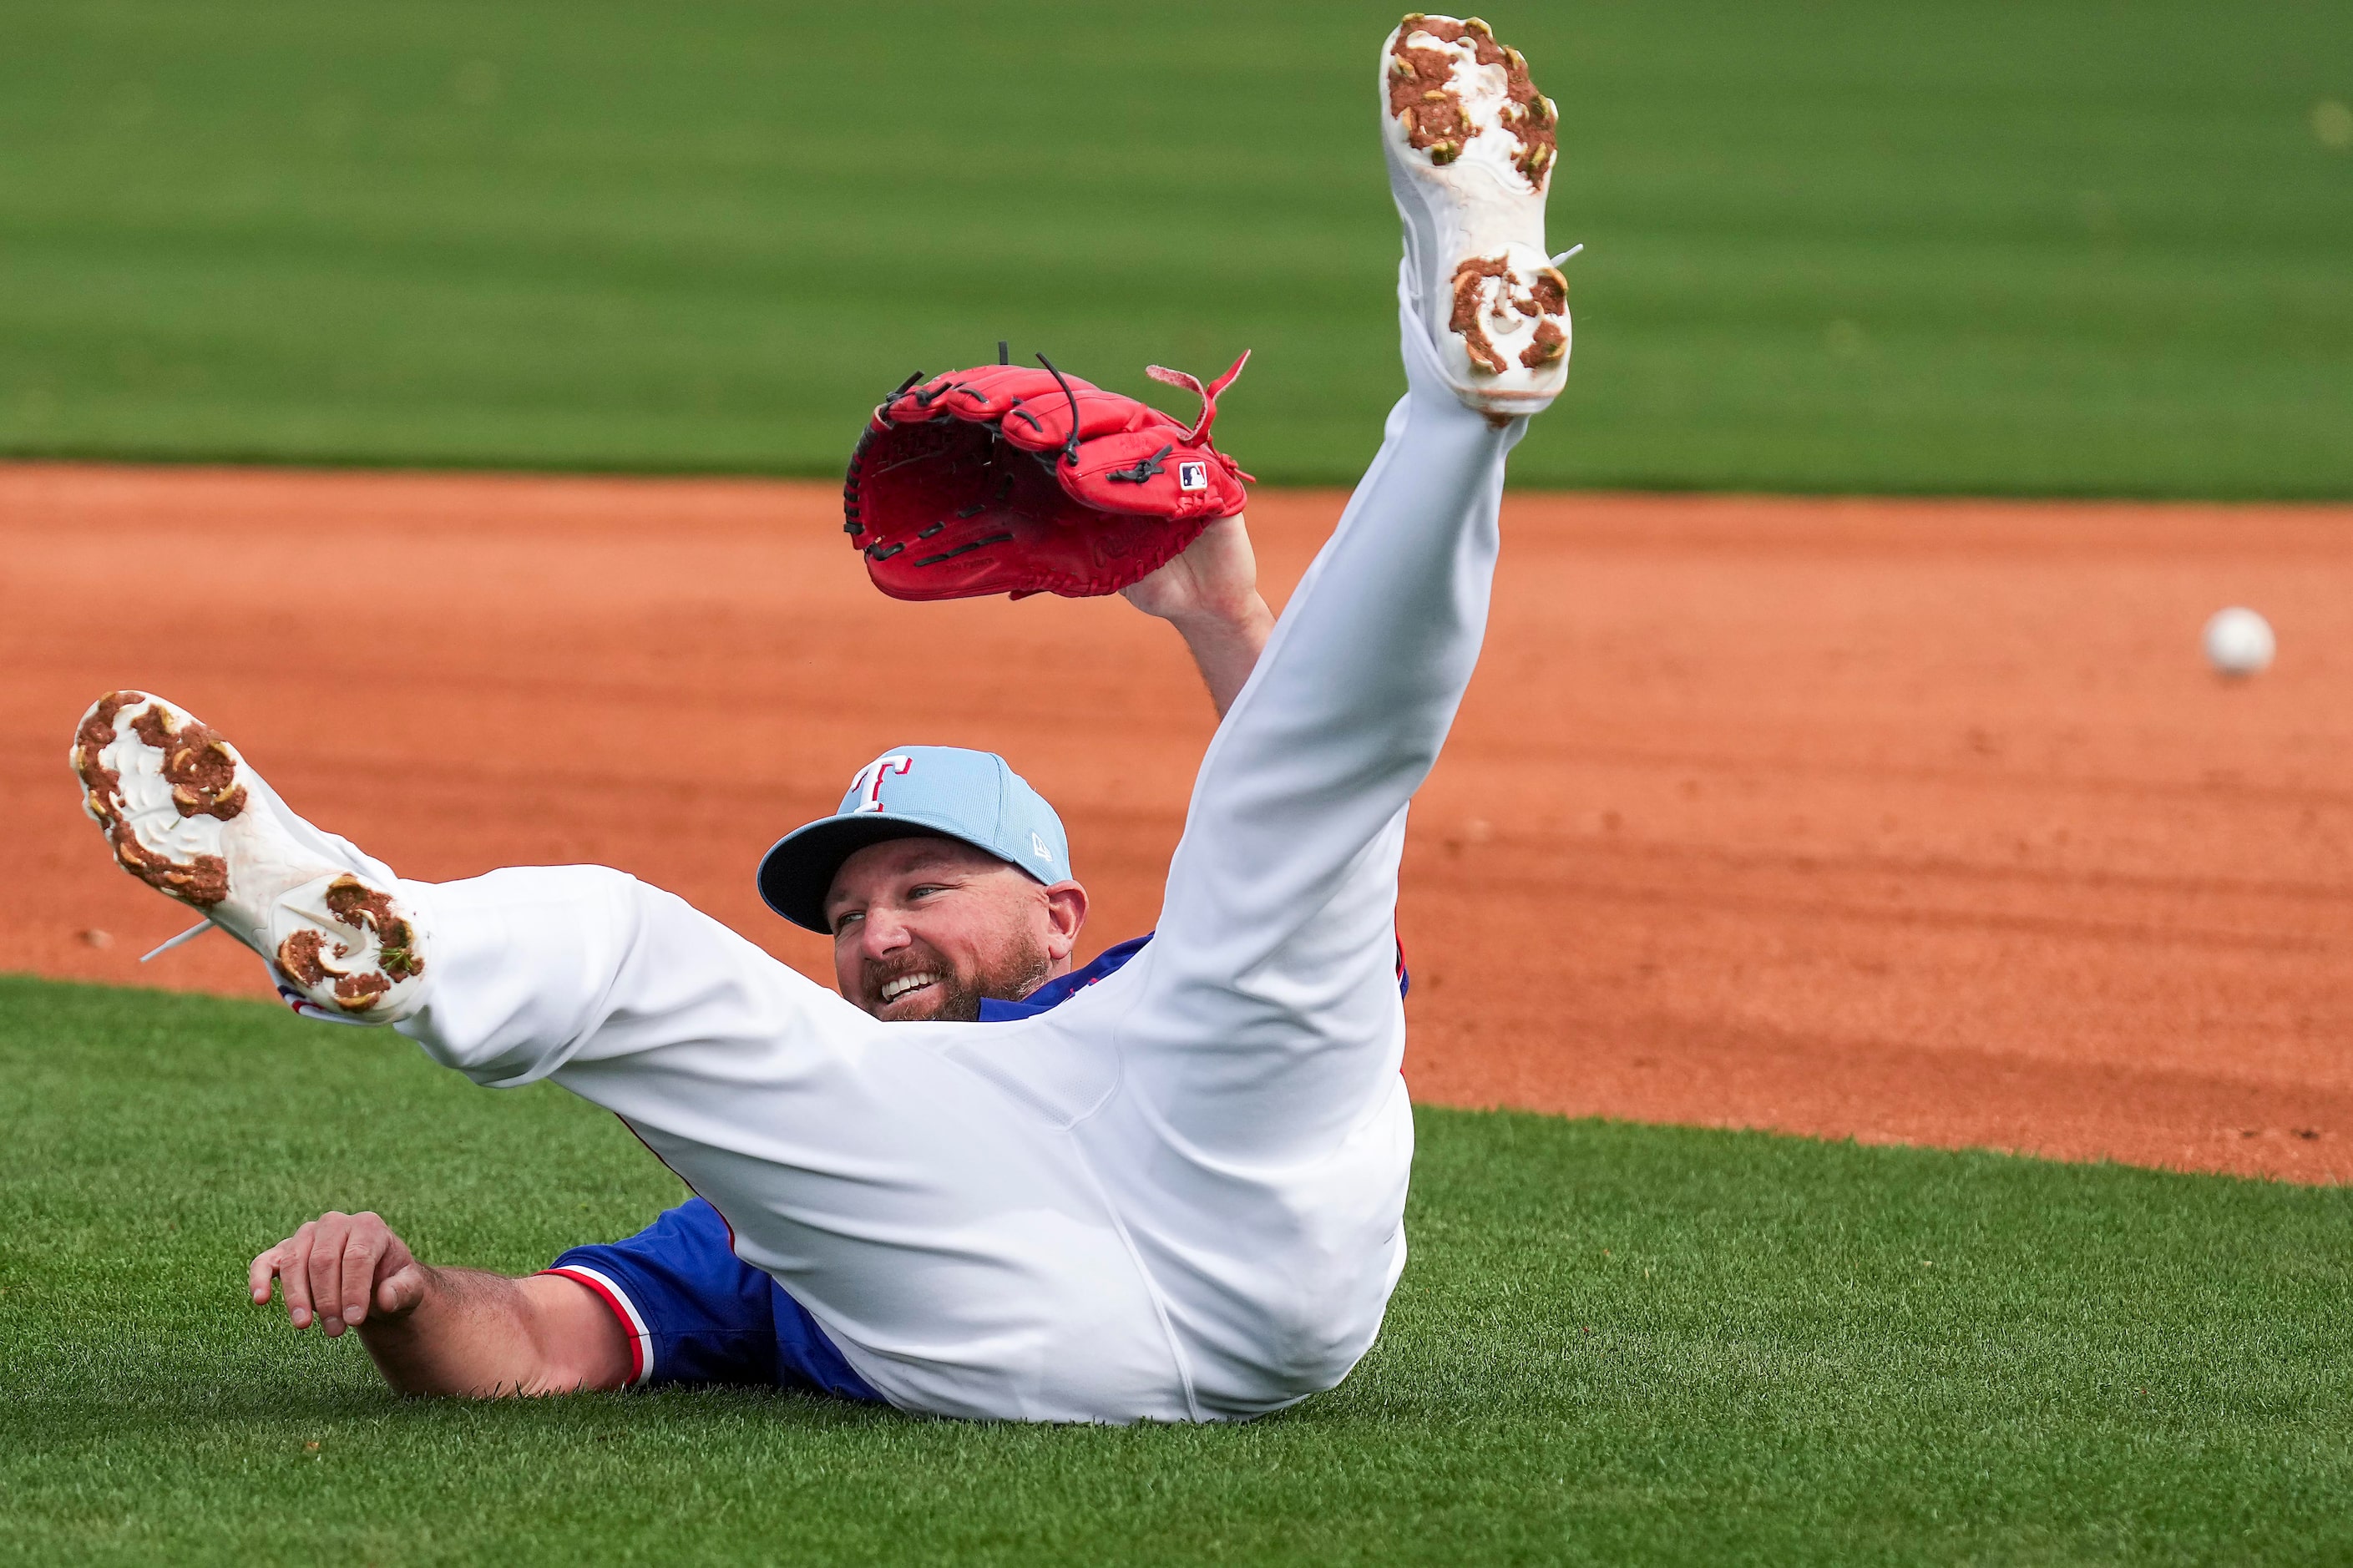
[3,0,2349,496]
[4,973,2348,1565]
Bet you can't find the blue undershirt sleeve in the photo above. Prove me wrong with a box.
[546,1196,880,1401]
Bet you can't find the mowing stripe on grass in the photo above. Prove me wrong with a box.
[0,1,2347,497]
[2,973,2346,1565]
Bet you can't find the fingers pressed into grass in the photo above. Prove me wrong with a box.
[252,1211,425,1333]
[342,1216,386,1327]
[246,1242,282,1307]
[308,1211,357,1335]
[336,1227,365,1328]
[278,1221,318,1329]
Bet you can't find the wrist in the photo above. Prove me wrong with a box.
[1167,592,1272,641]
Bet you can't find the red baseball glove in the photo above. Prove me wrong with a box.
[842,348,1253,600]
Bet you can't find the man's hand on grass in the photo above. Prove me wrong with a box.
[247,1210,630,1397]
[250,1210,428,1338]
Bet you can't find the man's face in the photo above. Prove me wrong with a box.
[825,837,1088,1022]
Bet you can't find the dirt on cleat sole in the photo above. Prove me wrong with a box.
[72,690,248,908]
[70,690,430,1024]
[1381,13,1572,413]
[276,874,427,1013]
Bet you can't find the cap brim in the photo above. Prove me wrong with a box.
[755,816,961,933]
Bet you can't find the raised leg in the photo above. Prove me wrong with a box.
[1111,6,1571,1166]
[1125,306,1523,1151]
[1051,14,1571,1415]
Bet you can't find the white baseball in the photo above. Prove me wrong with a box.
[2202,607,2275,677]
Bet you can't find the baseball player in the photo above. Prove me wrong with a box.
[72,14,1570,1423]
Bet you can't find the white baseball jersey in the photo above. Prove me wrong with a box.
[391,293,1528,1422]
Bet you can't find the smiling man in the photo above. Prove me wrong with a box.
[215,523,1275,1409]
[770,507,1273,1029]
[815,827,1088,1024]
[75,15,1572,1422]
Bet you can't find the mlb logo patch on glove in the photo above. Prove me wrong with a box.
[841,349,1254,601]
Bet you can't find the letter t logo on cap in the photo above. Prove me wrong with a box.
[849,755,913,813]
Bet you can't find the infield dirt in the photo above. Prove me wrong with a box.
[5,464,2345,1181]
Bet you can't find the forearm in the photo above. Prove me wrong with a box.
[358,1267,615,1398]
[1171,597,1274,718]
[1118,513,1273,718]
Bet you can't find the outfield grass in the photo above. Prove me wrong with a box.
[2,1,2348,497]
[3,974,2348,1565]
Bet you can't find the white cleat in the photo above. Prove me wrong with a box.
[1381,13,1571,416]
[70,691,429,1024]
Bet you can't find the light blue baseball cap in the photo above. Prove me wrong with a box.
[756,745,1073,933]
